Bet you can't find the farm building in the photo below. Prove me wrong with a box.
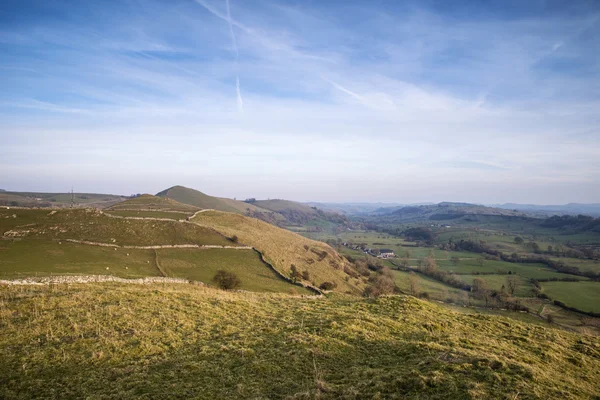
[377,249,395,258]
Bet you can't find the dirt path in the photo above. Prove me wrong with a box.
[153,249,167,277]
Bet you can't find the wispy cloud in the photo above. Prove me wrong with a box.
[1,0,599,202]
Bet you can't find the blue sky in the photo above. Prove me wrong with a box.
[1,0,599,203]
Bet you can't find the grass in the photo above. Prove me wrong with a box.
[0,284,598,399]
[158,248,313,294]
[548,257,600,274]
[192,211,364,294]
[436,258,585,280]
[1,208,235,247]
[0,191,125,208]
[541,281,600,314]
[392,269,464,300]
[157,185,252,214]
[456,274,532,297]
[0,239,158,278]
[105,210,193,219]
[107,194,199,212]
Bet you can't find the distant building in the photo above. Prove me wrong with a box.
[377,249,395,259]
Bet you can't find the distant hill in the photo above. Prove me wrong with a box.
[305,202,433,215]
[0,191,126,208]
[494,203,600,217]
[156,187,348,229]
[156,185,270,215]
[249,199,349,226]
[374,202,529,222]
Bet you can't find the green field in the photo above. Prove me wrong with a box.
[541,281,600,314]
[457,274,532,297]
[549,257,600,274]
[0,239,158,278]
[436,258,584,280]
[158,248,312,294]
[1,283,598,399]
[392,269,465,301]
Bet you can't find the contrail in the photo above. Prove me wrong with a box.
[225,0,238,58]
[236,76,244,112]
[225,0,243,112]
[322,77,366,103]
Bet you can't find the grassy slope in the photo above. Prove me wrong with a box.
[0,284,598,399]
[156,186,271,215]
[1,208,234,247]
[193,210,364,294]
[1,208,311,294]
[158,248,312,294]
[107,194,199,213]
[105,210,193,219]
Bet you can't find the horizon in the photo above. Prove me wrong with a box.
[2,185,600,207]
[2,0,599,204]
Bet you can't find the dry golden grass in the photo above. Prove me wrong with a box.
[0,283,598,399]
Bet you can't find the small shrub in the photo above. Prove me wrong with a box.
[212,270,241,290]
[230,235,239,243]
[302,270,310,280]
[290,265,302,282]
[319,281,337,291]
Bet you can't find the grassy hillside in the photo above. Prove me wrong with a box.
[156,185,269,215]
[0,191,125,209]
[0,283,598,399]
[1,208,307,293]
[1,208,233,247]
[107,194,199,213]
[192,210,364,293]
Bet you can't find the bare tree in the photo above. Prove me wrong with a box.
[506,275,520,296]
[472,278,491,306]
[423,256,437,274]
[408,272,420,296]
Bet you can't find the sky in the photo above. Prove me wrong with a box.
[1,0,599,204]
